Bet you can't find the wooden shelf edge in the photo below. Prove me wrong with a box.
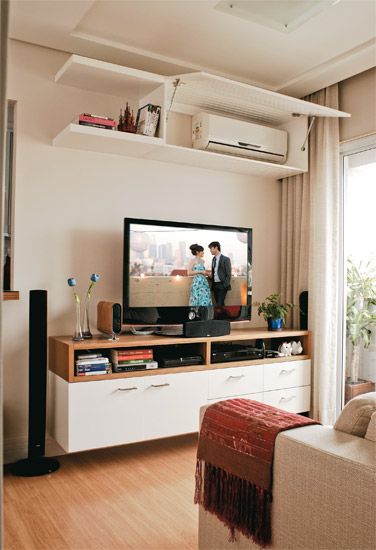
[3,291,20,301]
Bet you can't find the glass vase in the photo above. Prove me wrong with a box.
[82,297,93,339]
[73,302,84,341]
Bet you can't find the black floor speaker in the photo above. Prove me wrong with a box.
[299,291,308,330]
[183,319,230,338]
[11,290,60,476]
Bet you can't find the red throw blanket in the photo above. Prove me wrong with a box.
[195,398,319,547]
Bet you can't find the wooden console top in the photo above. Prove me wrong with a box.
[49,328,311,383]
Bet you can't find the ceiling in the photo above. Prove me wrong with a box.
[8,0,376,98]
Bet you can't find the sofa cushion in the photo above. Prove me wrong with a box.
[365,411,376,442]
[334,392,376,437]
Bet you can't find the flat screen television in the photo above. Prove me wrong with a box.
[123,218,252,326]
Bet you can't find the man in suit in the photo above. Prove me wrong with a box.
[208,241,232,306]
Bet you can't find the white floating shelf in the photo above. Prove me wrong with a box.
[53,124,163,158]
[148,143,303,178]
[55,55,165,98]
[53,124,304,178]
[167,72,350,126]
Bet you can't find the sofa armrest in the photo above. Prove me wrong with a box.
[199,423,376,550]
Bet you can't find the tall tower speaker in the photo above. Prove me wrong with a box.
[299,291,308,330]
[11,290,60,476]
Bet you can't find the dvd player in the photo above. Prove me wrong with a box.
[211,344,264,363]
[159,355,203,368]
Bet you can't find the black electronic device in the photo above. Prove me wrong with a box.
[265,349,280,358]
[211,343,264,363]
[113,361,158,372]
[183,319,230,338]
[159,355,203,368]
[154,344,203,368]
[11,290,60,477]
[123,218,253,327]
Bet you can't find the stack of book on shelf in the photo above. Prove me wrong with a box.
[111,348,158,372]
[77,113,116,130]
[136,104,161,137]
[75,353,111,376]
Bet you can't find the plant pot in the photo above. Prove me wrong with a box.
[267,318,283,331]
[345,379,375,403]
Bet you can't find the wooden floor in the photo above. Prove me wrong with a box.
[4,434,199,550]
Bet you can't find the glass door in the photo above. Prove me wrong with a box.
[340,135,376,407]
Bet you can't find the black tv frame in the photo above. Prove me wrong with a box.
[123,217,252,326]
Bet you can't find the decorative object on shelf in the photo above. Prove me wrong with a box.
[291,340,303,355]
[254,293,295,331]
[278,342,292,356]
[136,103,161,137]
[345,258,376,402]
[78,113,116,131]
[67,273,101,341]
[67,277,83,341]
[118,102,137,133]
[82,273,101,339]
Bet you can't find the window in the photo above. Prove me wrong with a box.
[340,135,376,405]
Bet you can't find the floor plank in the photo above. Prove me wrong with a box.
[4,434,199,550]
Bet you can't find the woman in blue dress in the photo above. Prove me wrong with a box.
[188,244,213,306]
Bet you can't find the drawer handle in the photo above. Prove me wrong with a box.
[117,386,138,391]
[150,383,170,388]
[279,395,296,403]
[228,374,245,380]
[279,368,296,375]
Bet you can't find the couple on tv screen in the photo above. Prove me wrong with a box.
[188,241,231,307]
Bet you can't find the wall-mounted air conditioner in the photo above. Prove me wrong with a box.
[192,112,288,164]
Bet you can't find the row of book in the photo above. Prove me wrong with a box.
[77,113,116,130]
[75,353,112,376]
[75,348,159,376]
[111,348,158,373]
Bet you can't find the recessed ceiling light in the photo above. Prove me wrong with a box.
[215,0,341,33]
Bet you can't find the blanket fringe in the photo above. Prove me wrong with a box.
[195,459,272,547]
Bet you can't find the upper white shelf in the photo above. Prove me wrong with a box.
[55,55,165,99]
[167,72,350,126]
[55,55,349,126]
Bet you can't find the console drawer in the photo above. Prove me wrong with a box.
[263,360,311,391]
[263,385,311,413]
[208,365,263,399]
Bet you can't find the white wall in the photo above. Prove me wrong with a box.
[3,40,281,459]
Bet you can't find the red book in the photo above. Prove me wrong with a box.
[78,114,116,127]
[117,349,153,356]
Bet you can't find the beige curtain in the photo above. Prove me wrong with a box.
[281,84,340,425]
[281,171,310,327]
[0,0,9,542]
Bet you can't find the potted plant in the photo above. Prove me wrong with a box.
[345,258,376,402]
[254,293,295,331]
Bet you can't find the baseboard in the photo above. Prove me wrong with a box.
[3,433,66,465]
[3,435,27,465]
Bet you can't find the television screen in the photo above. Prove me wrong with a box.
[123,218,252,325]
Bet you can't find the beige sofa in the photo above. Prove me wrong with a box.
[198,422,376,550]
